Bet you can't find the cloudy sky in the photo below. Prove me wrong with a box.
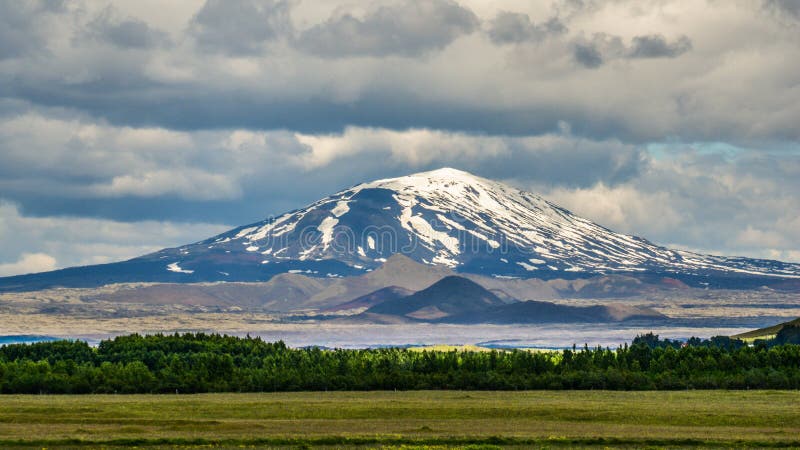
[1,0,799,276]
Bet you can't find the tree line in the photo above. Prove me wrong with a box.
[0,328,798,394]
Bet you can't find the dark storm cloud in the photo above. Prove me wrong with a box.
[0,1,791,146]
[573,43,604,68]
[189,0,293,55]
[628,34,692,59]
[84,7,171,49]
[487,12,567,44]
[573,33,692,68]
[0,0,64,59]
[1,79,571,136]
[764,0,800,19]
[496,140,645,187]
[295,0,479,57]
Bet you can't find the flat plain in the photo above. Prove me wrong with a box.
[0,391,798,448]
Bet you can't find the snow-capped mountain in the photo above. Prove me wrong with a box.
[160,167,800,278]
[2,168,799,291]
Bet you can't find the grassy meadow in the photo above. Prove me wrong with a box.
[0,390,798,448]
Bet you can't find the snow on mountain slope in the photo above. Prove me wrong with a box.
[2,168,799,292]
[152,167,800,280]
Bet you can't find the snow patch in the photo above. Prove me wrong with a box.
[167,262,194,274]
[317,216,338,248]
[234,227,257,238]
[331,200,350,217]
[437,214,465,230]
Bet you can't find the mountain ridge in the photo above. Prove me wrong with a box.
[2,167,800,292]
[347,275,668,324]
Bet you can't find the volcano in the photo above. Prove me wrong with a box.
[2,168,799,291]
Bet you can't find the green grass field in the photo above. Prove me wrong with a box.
[0,391,799,448]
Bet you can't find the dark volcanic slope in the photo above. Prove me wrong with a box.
[367,276,506,320]
[323,286,413,312]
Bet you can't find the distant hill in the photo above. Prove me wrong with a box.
[733,317,800,340]
[359,275,668,324]
[322,286,413,313]
[367,276,506,320]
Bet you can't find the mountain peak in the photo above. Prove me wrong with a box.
[378,167,478,182]
[4,168,800,291]
[358,166,499,195]
[168,167,800,280]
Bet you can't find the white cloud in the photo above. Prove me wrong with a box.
[94,170,242,200]
[0,202,228,276]
[736,226,786,249]
[0,111,311,202]
[295,127,509,169]
[0,253,57,277]
[534,150,800,263]
[542,183,684,236]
